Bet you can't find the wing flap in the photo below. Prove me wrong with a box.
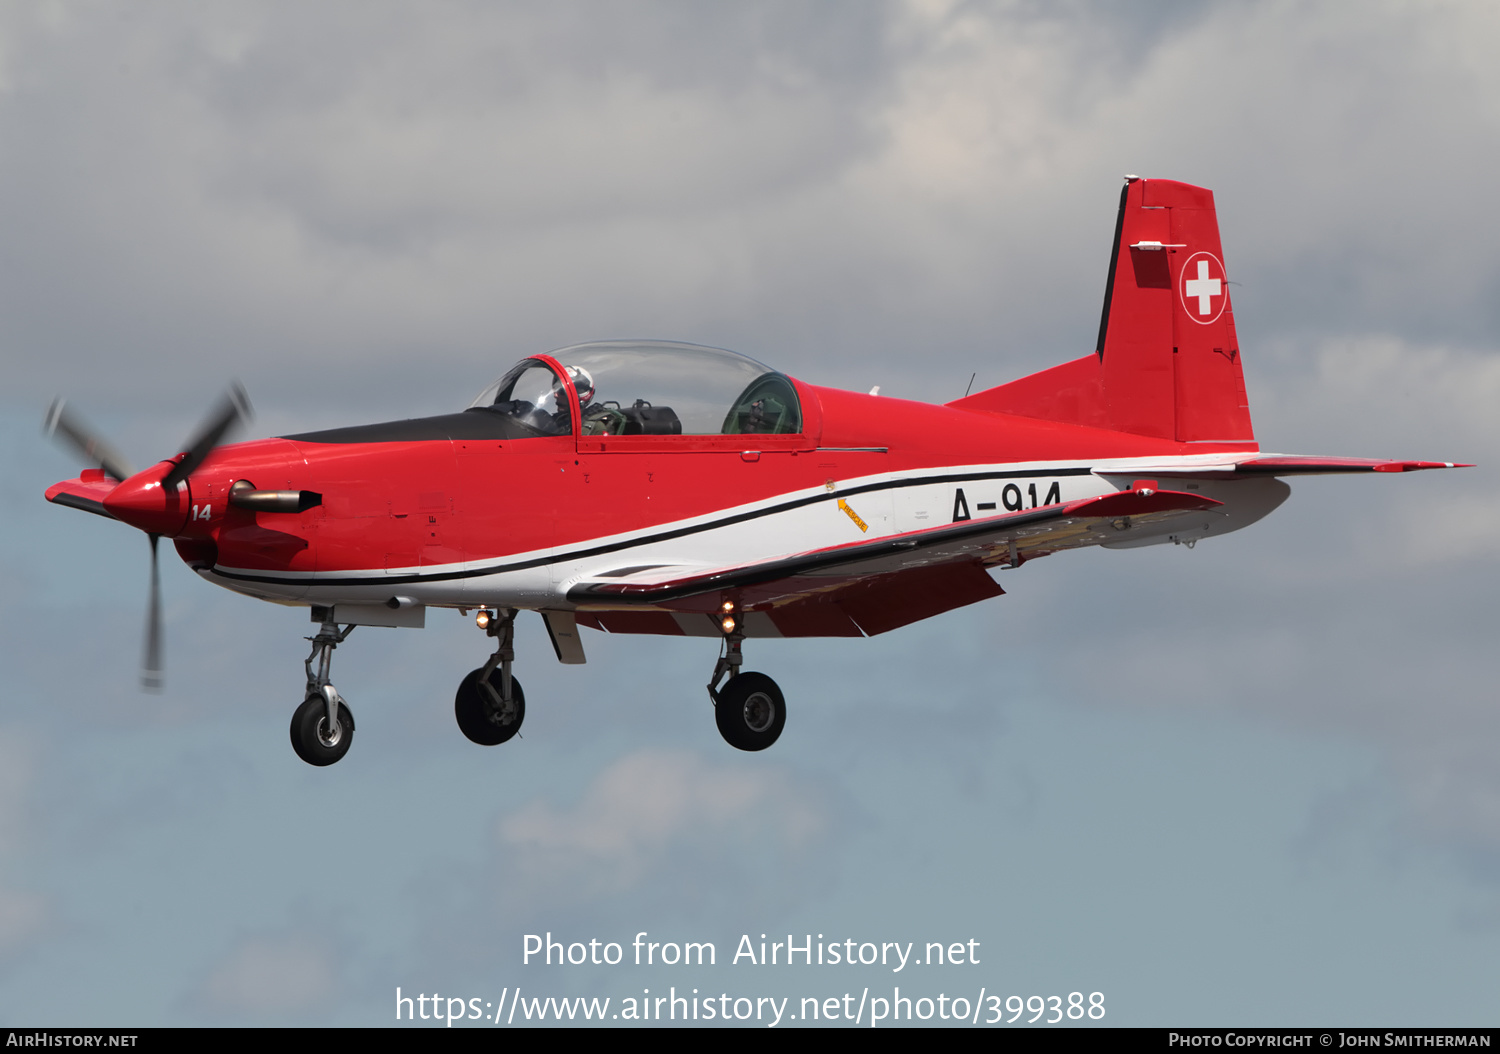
[832,560,1004,636]
[580,562,1004,638]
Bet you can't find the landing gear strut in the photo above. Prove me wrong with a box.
[291,619,356,766]
[708,628,786,751]
[455,609,526,745]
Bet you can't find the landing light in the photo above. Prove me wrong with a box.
[476,610,493,629]
[721,616,737,634]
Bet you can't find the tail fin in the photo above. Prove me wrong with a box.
[954,177,1254,445]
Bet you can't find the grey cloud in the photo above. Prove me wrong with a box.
[5,2,1498,413]
[497,748,830,904]
[0,732,35,855]
[194,933,339,1020]
[0,731,47,958]
[0,886,46,958]
[398,746,842,977]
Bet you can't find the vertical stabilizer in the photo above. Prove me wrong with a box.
[954,177,1254,445]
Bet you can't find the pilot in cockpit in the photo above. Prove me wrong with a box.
[556,365,611,434]
[557,365,629,436]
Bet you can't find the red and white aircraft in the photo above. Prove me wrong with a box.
[45,177,1465,765]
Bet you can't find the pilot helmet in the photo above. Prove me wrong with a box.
[558,365,595,404]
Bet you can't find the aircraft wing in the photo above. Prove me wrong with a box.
[568,488,1222,636]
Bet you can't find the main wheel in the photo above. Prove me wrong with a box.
[714,672,785,751]
[290,693,355,766]
[455,668,526,745]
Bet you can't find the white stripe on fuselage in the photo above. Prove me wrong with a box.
[207,452,1256,609]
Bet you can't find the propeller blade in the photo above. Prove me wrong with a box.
[43,398,136,482]
[162,381,253,490]
[142,533,163,692]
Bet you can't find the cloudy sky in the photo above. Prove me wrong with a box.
[1,0,1496,1027]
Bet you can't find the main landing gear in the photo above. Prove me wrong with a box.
[291,619,356,766]
[708,626,786,751]
[285,606,786,761]
[455,609,526,746]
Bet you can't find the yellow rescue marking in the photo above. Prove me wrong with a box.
[837,498,869,533]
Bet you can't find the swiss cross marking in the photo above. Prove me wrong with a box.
[1185,260,1221,314]
[1178,252,1227,324]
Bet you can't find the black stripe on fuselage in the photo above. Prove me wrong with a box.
[283,409,542,444]
[206,465,1095,588]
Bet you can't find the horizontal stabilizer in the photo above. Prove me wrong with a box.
[1233,456,1469,475]
[1111,456,1471,478]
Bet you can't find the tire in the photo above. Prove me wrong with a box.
[714,672,785,751]
[290,693,355,766]
[455,668,526,746]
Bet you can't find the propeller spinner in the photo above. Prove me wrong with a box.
[44,385,253,691]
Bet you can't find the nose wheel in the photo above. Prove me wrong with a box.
[291,620,356,766]
[291,688,355,766]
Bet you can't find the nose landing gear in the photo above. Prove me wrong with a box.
[456,609,526,746]
[291,620,356,766]
[708,628,786,752]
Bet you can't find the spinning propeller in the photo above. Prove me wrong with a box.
[44,384,253,691]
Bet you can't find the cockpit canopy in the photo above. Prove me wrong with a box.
[467,341,802,438]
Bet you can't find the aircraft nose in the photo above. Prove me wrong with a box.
[102,463,190,536]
